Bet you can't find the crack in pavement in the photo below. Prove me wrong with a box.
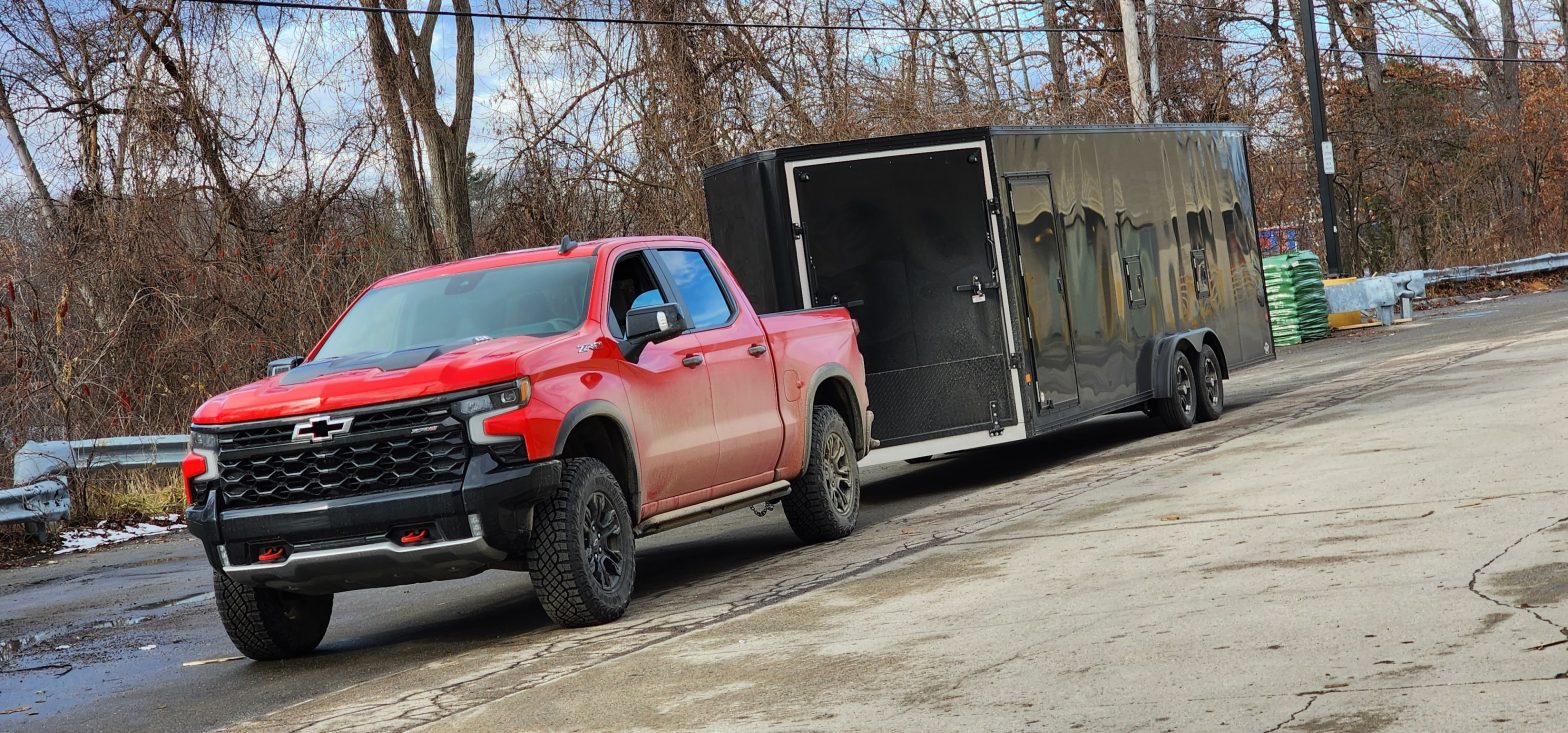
[228,338,1517,733]
[1467,515,1568,650]
[1261,693,1318,733]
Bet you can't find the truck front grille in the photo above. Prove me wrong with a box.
[217,426,468,508]
[217,403,453,452]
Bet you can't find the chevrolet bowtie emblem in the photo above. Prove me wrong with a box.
[292,415,354,443]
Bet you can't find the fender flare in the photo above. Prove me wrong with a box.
[1151,328,1218,399]
[802,363,869,466]
[553,400,643,520]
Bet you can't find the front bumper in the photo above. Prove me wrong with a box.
[187,454,561,595]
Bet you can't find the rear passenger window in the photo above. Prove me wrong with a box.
[656,249,735,330]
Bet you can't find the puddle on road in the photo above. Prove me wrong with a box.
[128,591,214,613]
[2,592,213,667]
[0,631,61,666]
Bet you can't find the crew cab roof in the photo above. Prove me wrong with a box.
[373,235,710,288]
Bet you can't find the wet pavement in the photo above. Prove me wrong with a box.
[3,289,1566,732]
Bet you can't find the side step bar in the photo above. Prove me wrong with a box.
[636,480,792,537]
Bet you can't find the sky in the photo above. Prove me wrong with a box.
[0,0,1559,199]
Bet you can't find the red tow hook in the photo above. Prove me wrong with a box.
[256,545,288,563]
[398,528,430,546]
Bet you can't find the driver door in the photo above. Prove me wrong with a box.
[607,249,718,508]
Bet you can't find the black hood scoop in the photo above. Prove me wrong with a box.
[280,338,488,386]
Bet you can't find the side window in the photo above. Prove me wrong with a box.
[607,252,668,339]
[656,249,735,330]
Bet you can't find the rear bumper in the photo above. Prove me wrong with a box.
[187,455,561,595]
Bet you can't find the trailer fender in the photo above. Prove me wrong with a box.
[1151,329,1219,399]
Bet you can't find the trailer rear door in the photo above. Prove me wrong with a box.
[1004,173,1081,412]
[785,144,1020,448]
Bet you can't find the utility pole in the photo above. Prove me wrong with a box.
[1119,0,1150,123]
[1299,0,1340,273]
[1146,1,1162,123]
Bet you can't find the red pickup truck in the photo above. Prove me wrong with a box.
[182,236,871,660]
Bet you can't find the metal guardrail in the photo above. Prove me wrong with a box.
[1425,252,1568,285]
[4,435,187,541]
[1324,271,1427,326]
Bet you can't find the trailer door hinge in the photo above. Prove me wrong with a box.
[987,198,1001,215]
[791,223,805,238]
[988,400,1003,435]
[1008,353,1021,369]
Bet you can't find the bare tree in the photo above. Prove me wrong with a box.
[0,74,57,228]
[361,0,476,260]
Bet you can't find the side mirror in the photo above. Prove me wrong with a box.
[267,356,304,376]
[620,304,686,362]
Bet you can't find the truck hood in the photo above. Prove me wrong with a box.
[191,334,566,425]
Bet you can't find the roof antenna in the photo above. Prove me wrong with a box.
[558,235,579,254]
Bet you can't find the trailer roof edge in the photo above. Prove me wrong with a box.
[702,123,1253,179]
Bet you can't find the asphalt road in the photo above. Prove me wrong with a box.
[3,289,1565,732]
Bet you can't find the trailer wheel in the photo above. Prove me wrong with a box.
[1152,350,1198,431]
[1195,345,1225,422]
[528,457,636,627]
[784,406,860,543]
[213,571,333,661]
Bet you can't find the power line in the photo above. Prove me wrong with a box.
[1327,46,1563,64]
[181,0,1568,66]
[1154,0,1563,52]
[184,0,1126,36]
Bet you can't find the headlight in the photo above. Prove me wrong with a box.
[452,379,530,418]
[457,379,531,446]
[190,430,219,451]
[184,430,221,505]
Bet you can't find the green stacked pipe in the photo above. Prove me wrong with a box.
[1263,255,1300,347]
[1288,251,1331,342]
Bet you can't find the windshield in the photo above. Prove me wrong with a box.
[313,258,594,361]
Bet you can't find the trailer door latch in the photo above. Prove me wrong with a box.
[956,275,1000,302]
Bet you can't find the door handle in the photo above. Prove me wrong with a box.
[681,354,704,368]
[747,344,768,357]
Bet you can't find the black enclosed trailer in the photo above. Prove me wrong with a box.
[703,125,1274,465]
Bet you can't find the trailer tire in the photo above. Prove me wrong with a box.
[1152,350,1198,431]
[784,406,860,543]
[1195,345,1225,422]
[214,571,333,661]
[529,457,636,627]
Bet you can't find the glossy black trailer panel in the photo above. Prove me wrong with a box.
[787,145,1017,447]
[703,125,1273,462]
[989,127,1272,431]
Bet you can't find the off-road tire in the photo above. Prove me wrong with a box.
[1195,344,1225,422]
[1151,350,1198,431]
[213,571,333,661]
[783,406,860,543]
[528,457,636,627]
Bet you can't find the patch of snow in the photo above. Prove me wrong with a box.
[54,515,186,555]
[1465,295,1511,304]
